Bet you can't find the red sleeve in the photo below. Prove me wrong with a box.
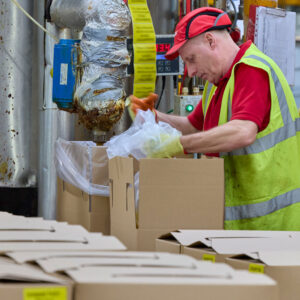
[231,63,271,132]
[187,99,204,131]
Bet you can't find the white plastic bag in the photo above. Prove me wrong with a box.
[55,138,109,196]
[104,109,182,160]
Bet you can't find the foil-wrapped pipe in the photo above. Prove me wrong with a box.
[74,0,131,132]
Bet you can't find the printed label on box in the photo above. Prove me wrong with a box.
[249,263,265,273]
[23,287,67,300]
[202,254,216,263]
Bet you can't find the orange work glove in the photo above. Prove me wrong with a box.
[127,93,158,120]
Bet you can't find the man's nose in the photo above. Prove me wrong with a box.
[187,66,196,77]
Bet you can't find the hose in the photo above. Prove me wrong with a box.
[9,0,59,43]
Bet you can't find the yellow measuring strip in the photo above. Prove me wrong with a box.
[128,0,157,98]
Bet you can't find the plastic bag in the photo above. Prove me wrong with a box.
[55,138,109,196]
[104,109,182,160]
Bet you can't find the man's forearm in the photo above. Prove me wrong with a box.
[180,119,258,154]
[156,110,198,135]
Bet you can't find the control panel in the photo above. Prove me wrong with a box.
[174,94,201,116]
[127,34,184,76]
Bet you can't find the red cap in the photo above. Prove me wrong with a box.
[165,7,232,60]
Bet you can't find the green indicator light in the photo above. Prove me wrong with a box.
[185,104,194,112]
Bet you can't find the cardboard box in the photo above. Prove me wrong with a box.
[56,143,110,234]
[109,156,225,250]
[0,213,126,253]
[24,250,278,300]
[226,251,300,300]
[57,179,110,234]
[57,256,278,300]
[156,230,297,263]
[0,257,73,300]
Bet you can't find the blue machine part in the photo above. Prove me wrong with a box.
[52,39,80,109]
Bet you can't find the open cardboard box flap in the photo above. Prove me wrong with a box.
[0,235,126,253]
[158,230,295,249]
[0,231,87,243]
[211,237,300,254]
[65,261,235,283]
[233,251,300,266]
[7,251,160,264]
[0,216,88,234]
[159,229,300,254]
[35,253,199,273]
[0,259,64,283]
[64,263,277,286]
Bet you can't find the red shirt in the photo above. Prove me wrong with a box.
[187,41,271,156]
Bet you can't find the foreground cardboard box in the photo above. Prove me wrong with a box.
[156,230,297,263]
[0,257,73,300]
[0,212,126,253]
[109,156,224,250]
[68,266,278,300]
[26,251,278,300]
[56,144,110,234]
[226,251,300,300]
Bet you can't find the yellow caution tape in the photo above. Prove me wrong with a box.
[128,0,157,98]
[249,263,265,273]
[202,254,216,263]
[23,287,67,300]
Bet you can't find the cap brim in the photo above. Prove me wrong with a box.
[164,40,187,60]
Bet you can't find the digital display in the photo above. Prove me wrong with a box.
[156,54,167,60]
[156,43,171,53]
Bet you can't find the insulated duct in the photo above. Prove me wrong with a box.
[74,1,131,140]
[50,0,88,30]
[51,0,131,143]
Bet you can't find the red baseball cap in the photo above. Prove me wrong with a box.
[165,7,232,60]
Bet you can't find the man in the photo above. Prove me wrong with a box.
[129,7,300,230]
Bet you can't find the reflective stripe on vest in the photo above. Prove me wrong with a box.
[226,187,300,221]
[203,82,214,117]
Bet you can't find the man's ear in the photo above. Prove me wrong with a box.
[204,32,216,50]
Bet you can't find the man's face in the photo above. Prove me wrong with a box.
[178,33,222,85]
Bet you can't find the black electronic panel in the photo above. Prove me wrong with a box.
[127,35,183,76]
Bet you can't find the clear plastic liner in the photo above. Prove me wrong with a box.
[55,138,109,196]
[104,110,182,160]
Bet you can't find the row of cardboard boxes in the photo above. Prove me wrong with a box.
[57,142,225,250]
[2,212,300,299]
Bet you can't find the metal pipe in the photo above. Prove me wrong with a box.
[38,25,79,219]
[0,0,37,187]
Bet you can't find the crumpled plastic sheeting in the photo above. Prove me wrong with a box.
[55,138,110,196]
[104,110,182,160]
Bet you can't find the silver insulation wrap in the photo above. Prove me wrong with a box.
[73,0,131,132]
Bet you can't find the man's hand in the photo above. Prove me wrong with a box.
[127,93,158,120]
[144,134,184,158]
